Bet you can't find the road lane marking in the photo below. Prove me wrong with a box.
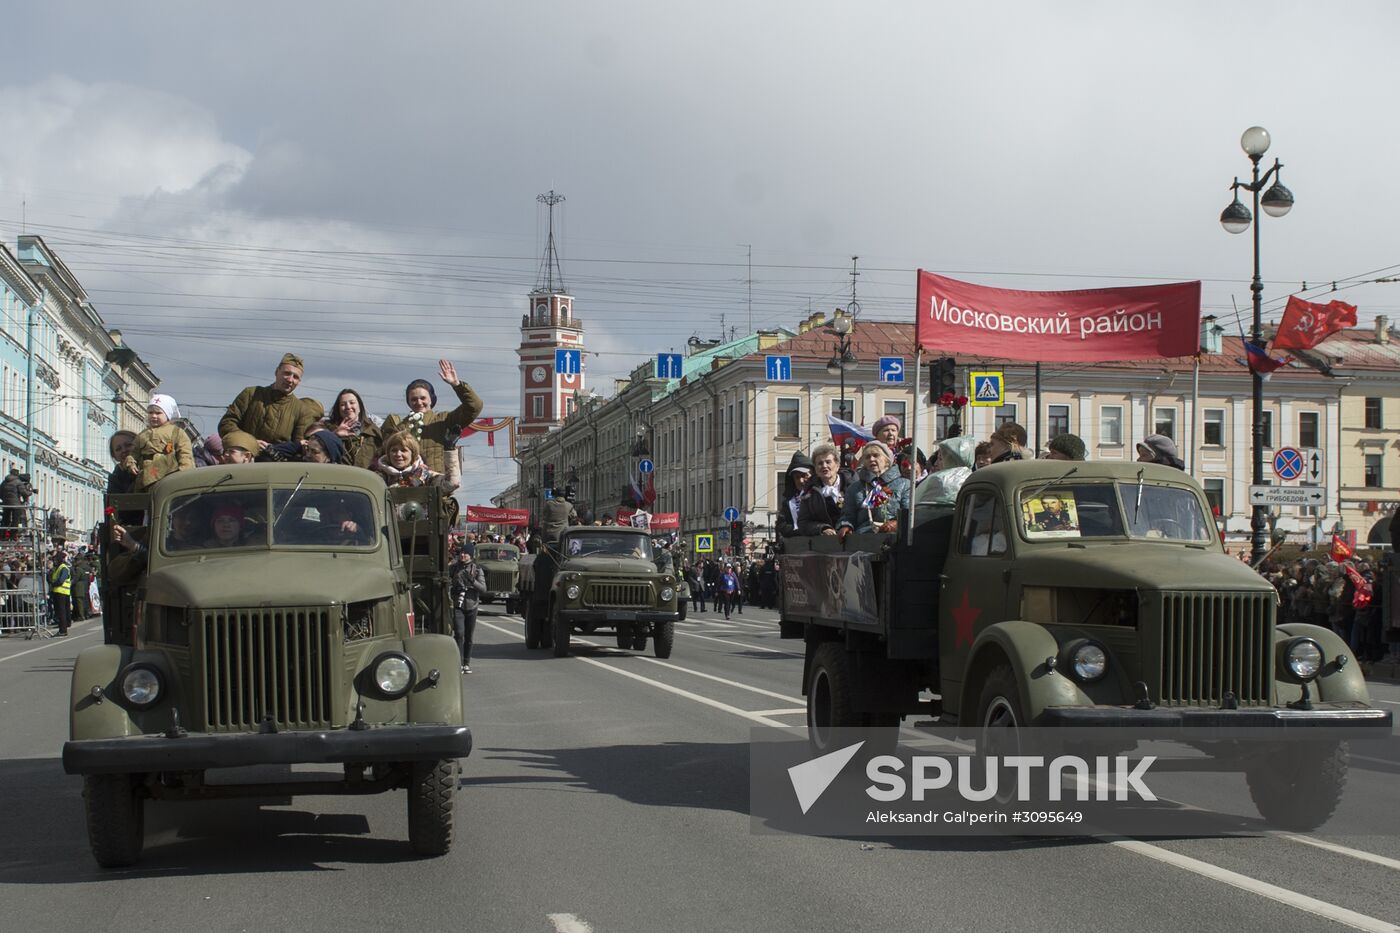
[751,708,806,716]
[636,657,803,704]
[1279,834,1400,872]
[677,630,802,657]
[1376,699,1400,706]
[477,619,789,727]
[1110,838,1400,932]
[0,626,100,664]
[548,913,594,933]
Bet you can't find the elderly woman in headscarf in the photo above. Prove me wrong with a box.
[775,451,814,538]
[313,388,383,470]
[1136,434,1186,470]
[837,441,911,537]
[381,359,483,490]
[123,394,194,490]
[918,435,978,507]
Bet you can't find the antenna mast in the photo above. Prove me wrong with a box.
[536,190,566,293]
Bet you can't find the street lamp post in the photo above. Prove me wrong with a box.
[826,311,857,421]
[1220,125,1295,566]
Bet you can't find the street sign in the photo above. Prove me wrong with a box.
[555,348,582,375]
[1300,447,1324,484]
[1272,446,1304,481]
[656,353,683,379]
[723,506,740,522]
[694,533,714,553]
[766,355,791,381]
[542,488,554,500]
[878,357,905,383]
[1249,484,1322,507]
[638,458,654,474]
[968,371,1004,407]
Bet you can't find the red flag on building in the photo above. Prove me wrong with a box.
[1271,296,1358,351]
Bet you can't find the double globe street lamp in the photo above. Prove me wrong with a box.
[1220,125,1295,565]
[826,310,858,421]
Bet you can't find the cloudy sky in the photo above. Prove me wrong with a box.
[3,1,1397,501]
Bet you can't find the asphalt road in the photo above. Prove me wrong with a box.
[2,606,1399,933]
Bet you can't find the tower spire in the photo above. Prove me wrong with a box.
[536,190,566,294]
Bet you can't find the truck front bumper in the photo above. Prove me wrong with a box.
[62,724,472,775]
[558,609,678,626]
[1039,704,1392,729]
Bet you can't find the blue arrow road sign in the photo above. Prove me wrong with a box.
[766,355,791,381]
[638,458,654,474]
[656,352,683,379]
[879,357,905,383]
[723,507,740,522]
[1273,447,1304,481]
[555,348,582,375]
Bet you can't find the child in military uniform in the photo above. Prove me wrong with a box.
[124,395,194,491]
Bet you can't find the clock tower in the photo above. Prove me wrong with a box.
[517,191,584,437]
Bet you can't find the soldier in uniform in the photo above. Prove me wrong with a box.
[219,353,319,450]
[534,487,579,602]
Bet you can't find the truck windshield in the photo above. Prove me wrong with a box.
[270,488,377,547]
[563,534,652,559]
[1017,482,1213,543]
[164,490,268,552]
[1117,483,1214,542]
[476,547,518,563]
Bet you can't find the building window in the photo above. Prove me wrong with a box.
[531,396,543,419]
[936,409,956,440]
[1298,411,1319,449]
[727,404,735,444]
[1365,454,1383,488]
[882,400,906,430]
[1365,397,1383,429]
[1100,406,1123,446]
[776,398,800,438]
[830,397,854,422]
[1301,482,1322,517]
[1047,404,1070,438]
[1202,478,1225,516]
[774,471,787,506]
[995,403,1018,430]
[1260,410,1274,448]
[1153,407,1177,440]
[1203,408,1225,446]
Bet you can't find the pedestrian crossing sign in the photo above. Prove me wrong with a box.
[695,533,714,553]
[969,371,1005,407]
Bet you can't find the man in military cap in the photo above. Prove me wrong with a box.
[219,353,318,450]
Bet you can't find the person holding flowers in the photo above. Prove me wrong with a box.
[381,359,483,489]
[837,440,910,537]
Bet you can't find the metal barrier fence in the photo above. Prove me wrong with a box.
[0,505,57,638]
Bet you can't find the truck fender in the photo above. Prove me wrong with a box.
[959,621,1093,726]
[69,644,138,741]
[404,633,466,726]
[1275,623,1372,705]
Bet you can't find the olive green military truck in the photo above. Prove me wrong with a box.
[781,460,1391,829]
[475,541,521,614]
[518,526,679,658]
[63,464,471,867]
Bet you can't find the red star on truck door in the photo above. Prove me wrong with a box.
[951,589,982,649]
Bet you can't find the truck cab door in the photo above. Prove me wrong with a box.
[939,489,1013,711]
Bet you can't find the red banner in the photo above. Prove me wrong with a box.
[915,272,1201,362]
[465,505,530,526]
[1272,295,1358,351]
[616,509,680,530]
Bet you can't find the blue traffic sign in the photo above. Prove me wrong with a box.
[555,348,582,375]
[723,506,740,522]
[879,356,905,383]
[1273,446,1304,481]
[656,352,683,379]
[766,355,791,381]
[638,458,654,474]
[969,371,1005,407]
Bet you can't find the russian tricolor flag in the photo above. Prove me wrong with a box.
[827,415,873,448]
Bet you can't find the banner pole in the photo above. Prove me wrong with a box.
[907,347,923,547]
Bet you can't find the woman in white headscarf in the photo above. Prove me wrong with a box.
[123,393,194,490]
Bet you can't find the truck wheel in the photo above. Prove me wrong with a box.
[505,597,518,616]
[83,773,145,868]
[975,664,1025,760]
[616,627,633,650]
[1246,741,1348,831]
[678,601,688,622]
[807,643,896,754]
[523,601,540,650]
[551,604,570,657]
[652,622,674,658]
[407,758,457,857]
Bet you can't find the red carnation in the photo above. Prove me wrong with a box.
[103,506,116,517]
[955,395,969,408]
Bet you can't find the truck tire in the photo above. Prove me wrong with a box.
[407,758,457,857]
[523,601,541,650]
[551,603,570,657]
[1246,741,1348,831]
[616,627,633,650]
[975,664,1025,759]
[83,773,145,868]
[652,621,674,658]
[806,644,897,754]
[505,597,518,616]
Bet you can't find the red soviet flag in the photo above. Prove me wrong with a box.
[1271,296,1358,351]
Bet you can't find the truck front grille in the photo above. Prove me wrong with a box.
[585,582,653,609]
[1159,592,1273,706]
[201,607,334,731]
[485,569,515,593]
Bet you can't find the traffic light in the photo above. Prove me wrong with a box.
[542,463,555,490]
[929,357,957,400]
[729,520,743,544]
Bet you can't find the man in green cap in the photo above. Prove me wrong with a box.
[219,353,319,449]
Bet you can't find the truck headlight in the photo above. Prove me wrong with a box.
[565,584,582,600]
[660,587,675,602]
[119,664,164,709]
[369,652,416,699]
[1284,638,1324,682]
[1064,640,1107,683]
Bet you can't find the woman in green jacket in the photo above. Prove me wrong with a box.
[381,359,483,486]
[314,388,383,470]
